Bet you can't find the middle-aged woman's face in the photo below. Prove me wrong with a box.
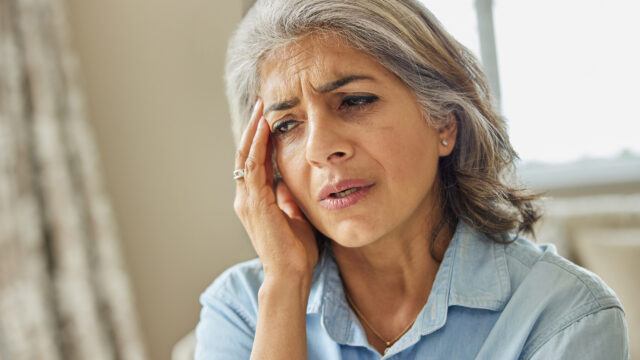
[259,34,455,248]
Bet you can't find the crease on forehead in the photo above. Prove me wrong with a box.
[258,32,354,96]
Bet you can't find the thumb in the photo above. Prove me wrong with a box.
[275,181,304,220]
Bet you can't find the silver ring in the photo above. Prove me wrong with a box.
[233,169,245,180]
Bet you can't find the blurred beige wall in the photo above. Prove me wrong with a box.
[59,1,640,358]
[64,1,255,359]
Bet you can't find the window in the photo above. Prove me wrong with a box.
[421,0,481,57]
[422,0,640,166]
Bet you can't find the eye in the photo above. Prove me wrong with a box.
[339,95,379,109]
[272,119,299,136]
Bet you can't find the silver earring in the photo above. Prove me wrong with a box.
[441,139,449,146]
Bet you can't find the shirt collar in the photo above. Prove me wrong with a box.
[305,220,512,348]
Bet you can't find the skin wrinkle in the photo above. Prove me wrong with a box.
[221,3,547,358]
[264,75,376,117]
[258,34,458,354]
[260,34,454,255]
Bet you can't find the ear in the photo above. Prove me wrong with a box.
[438,113,457,157]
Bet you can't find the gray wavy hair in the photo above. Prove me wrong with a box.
[225,0,541,249]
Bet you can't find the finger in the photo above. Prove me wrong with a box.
[265,136,276,187]
[276,181,305,220]
[245,116,271,191]
[235,99,263,171]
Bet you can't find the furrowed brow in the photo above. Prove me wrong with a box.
[263,74,374,116]
[263,98,300,116]
[316,74,375,93]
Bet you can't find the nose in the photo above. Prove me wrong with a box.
[305,110,354,167]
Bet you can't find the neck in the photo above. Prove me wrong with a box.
[332,215,452,304]
[332,178,452,297]
[327,180,455,353]
[330,212,454,354]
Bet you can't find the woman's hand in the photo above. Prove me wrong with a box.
[234,99,319,282]
[235,101,316,360]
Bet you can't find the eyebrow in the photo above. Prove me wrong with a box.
[263,74,375,116]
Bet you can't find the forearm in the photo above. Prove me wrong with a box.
[251,274,311,360]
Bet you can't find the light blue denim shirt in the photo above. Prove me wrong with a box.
[195,221,629,359]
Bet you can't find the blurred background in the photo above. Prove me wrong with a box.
[0,0,637,359]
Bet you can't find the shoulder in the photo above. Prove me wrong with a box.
[195,259,265,358]
[199,258,265,324]
[526,306,629,360]
[501,236,626,358]
[504,236,621,308]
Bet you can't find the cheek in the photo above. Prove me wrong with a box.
[374,129,439,187]
[274,143,310,204]
[274,141,302,176]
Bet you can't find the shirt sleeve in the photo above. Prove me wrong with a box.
[528,307,629,360]
[194,289,256,360]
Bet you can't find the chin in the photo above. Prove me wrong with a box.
[332,238,374,249]
[326,224,379,248]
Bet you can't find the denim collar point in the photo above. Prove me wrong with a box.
[305,221,512,347]
[446,222,511,311]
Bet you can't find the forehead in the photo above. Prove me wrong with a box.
[258,34,391,96]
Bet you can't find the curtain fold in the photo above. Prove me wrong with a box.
[0,0,147,359]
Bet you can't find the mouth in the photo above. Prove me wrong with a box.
[319,184,375,210]
[329,187,363,198]
[318,179,375,200]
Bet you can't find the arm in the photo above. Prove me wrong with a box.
[251,274,312,360]
[195,290,255,360]
[232,99,319,359]
[527,307,629,360]
[194,270,312,360]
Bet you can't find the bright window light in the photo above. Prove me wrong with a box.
[422,0,640,164]
[421,0,481,57]
[495,0,640,163]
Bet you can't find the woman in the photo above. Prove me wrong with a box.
[196,0,629,358]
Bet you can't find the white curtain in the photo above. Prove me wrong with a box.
[0,0,147,358]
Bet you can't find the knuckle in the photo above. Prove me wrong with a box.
[245,157,257,170]
[233,204,243,217]
[235,149,247,162]
[233,197,246,215]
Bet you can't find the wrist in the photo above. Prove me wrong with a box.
[262,262,314,288]
[259,272,312,306]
